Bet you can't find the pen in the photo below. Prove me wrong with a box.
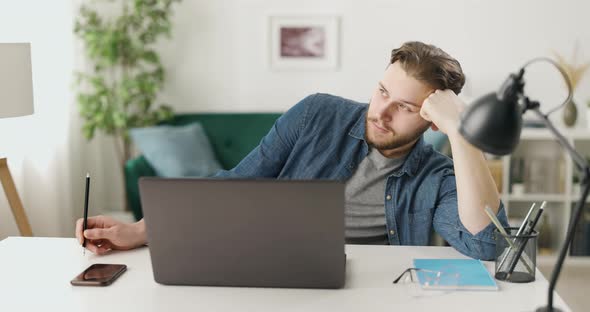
[506,206,544,278]
[484,205,534,275]
[484,206,516,248]
[497,202,537,271]
[82,173,90,255]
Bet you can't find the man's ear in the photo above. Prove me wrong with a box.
[430,123,439,131]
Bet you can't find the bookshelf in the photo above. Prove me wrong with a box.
[496,128,590,259]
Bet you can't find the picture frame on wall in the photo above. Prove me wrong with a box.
[269,15,340,71]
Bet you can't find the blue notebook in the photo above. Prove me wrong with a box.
[413,259,498,291]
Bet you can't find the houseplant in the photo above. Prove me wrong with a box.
[74,0,181,209]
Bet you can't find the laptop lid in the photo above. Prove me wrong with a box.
[139,178,346,289]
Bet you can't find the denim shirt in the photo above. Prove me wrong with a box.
[214,93,509,260]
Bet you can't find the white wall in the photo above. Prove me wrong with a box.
[157,0,590,122]
[0,0,75,239]
[2,0,590,238]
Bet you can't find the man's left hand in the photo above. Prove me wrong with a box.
[420,89,466,136]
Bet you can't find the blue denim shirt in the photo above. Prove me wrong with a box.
[214,93,509,260]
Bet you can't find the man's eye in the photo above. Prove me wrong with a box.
[399,103,411,111]
[379,89,387,97]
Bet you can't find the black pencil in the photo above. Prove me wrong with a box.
[82,173,90,252]
[507,207,544,277]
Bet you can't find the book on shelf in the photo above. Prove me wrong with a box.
[570,203,590,256]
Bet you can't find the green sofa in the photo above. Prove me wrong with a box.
[125,113,449,221]
[125,113,282,220]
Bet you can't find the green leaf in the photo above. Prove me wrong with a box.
[82,122,96,140]
[141,50,159,64]
[74,0,181,159]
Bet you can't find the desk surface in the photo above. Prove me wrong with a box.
[0,237,570,312]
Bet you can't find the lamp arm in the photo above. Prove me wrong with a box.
[520,57,573,116]
[530,106,590,312]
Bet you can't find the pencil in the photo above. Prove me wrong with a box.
[82,173,90,255]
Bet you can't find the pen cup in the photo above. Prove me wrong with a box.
[494,227,538,283]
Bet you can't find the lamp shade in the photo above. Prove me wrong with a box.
[0,43,34,118]
[458,92,522,155]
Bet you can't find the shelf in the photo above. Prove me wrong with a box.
[521,128,590,140]
[538,254,590,263]
[506,193,566,202]
[520,128,556,140]
[522,128,590,140]
[570,196,590,203]
[503,129,590,263]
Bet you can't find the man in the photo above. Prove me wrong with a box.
[76,41,509,260]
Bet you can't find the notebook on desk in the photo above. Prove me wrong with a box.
[413,259,498,291]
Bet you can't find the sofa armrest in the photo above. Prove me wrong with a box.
[124,155,157,221]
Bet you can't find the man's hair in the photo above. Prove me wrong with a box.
[390,41,465,94]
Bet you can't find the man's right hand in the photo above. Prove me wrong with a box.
[75,216,147,255]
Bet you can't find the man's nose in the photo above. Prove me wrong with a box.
[376,103,394,122]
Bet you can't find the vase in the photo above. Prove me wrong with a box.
[512,183,524,195]
[562,98,578,127]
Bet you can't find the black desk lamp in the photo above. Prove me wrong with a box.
[458,57,589,312]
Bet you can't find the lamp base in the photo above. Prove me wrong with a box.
[535,307,563,312]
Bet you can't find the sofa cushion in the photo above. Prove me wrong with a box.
[130,122,222,177]
[164,114,281,169]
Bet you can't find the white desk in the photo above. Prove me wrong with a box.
[0,237,570,312]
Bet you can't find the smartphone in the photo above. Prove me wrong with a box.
[70,263,127,286]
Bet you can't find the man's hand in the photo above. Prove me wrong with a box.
[420,89,466,136]
[75,216,147,255]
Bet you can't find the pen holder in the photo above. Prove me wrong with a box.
[494,227,538,283]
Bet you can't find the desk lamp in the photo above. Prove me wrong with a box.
[459,57,586,312]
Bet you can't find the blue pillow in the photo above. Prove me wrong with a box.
[423,128,448,152]
[130,123,222,178]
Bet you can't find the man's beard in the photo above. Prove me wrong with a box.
[364,115,430,150]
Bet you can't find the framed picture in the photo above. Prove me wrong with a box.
[269,15,340,71]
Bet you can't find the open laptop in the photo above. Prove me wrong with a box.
[139,178,346,289]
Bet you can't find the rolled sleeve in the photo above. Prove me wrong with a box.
[433,173,509,260]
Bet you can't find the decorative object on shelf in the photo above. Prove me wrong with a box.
[487,158,503,193]
[572,174,581,197]
[512,183,525,196]
[457,56,587,312]
[510,157,525,194]
[538,214,552,255]
[269,15,339,71]
[570,204,590,256]
[562,98,577,127]
[553,43,590,128]
[525,157,561,194]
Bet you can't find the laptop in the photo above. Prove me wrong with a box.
[139,178,346,289]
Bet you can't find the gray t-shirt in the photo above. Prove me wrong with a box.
[345,148,405,245]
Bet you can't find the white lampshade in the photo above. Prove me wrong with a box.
[0,43,34,118]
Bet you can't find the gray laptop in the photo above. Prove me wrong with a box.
[139,178,346,289]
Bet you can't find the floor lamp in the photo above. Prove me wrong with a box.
[0,43,34,236]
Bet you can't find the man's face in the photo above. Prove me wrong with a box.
[365,62,434,150]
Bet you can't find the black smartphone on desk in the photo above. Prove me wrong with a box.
[70,264,127,286]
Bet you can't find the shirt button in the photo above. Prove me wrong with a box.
[389,230,395,235]
[386,194,392,200]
